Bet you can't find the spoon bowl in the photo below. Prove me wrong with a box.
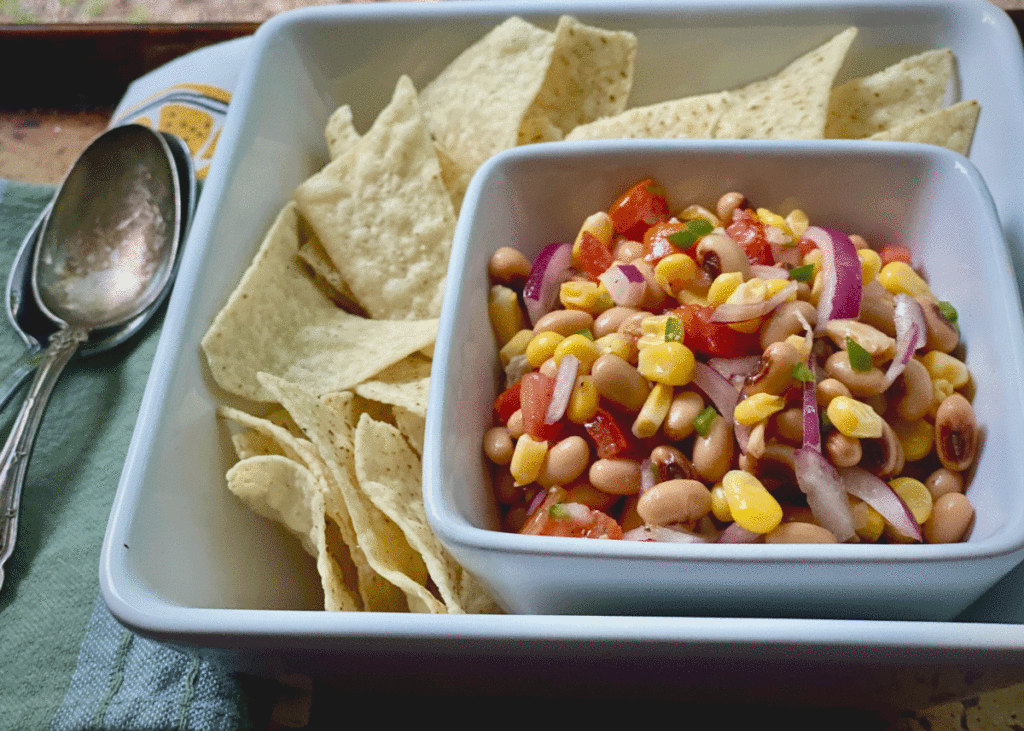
[0,123,183,590]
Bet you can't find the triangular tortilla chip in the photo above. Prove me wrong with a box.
[325,103,360,159]
[565,91,730,140]
[295,76,456,320]
[867,99,980,156]
[714,27,857,139]
[200,201,438,402]
[353,354,432,418]
[826,48,954,139]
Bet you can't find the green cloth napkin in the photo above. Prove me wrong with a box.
[0,179,250,730]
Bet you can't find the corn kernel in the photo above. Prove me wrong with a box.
[851,499,885,542]
[499,328,534,367]
[632,383,674,438]
[733,393,786,426]
[721,470,783,534]
[857,248,882,285]
[678,204,721,227]
[488,285,524,347]
[566,375,599,424]
[637,341,696,386]
[920,351,970,389]
[554,333,601,373]
[571,211,615,267]
[654,253,699,296]
[889,476,933,525]
[636,314,675,350]
[785,333,812,361]
[802,248,823,277]
[756,207,791,237]
[707,271,744,306]
[710,483,732,522]
[559,280,613,313]
[594,332,637,363]
[509,434,548,486]
[525,331,564,368]
[892,418,934,462]
[785,209,809,239]
[724,277,789,334]
[878,261,931,298]
[676,288,708,306]
[826,396,884,439]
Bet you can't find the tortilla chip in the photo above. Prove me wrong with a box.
[325,104,360,159]
[258,374,448,613]
[565,91,730,141]
[518,15,637,143]
[226,455,362,612]
[200,202,439,402]
[714,27,857,139]
[867,99,980,156]
[295,76,456,320]
[393,406,426,455]
[353,353,432,418]
[826,49,954,139]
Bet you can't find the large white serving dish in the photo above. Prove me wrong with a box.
[100,0,1024,706]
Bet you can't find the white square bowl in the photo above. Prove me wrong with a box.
[424,138,1024,621]
[99,0,1024,704]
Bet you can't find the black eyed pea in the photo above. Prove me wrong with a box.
[824,350,888,397]
[824,430,862,468]
[615,310,649,341]
[923,491,974,544]
[692,414,734,483]
[895,358,933,422]
[916,295,960,353]
[925,467,964,500]
[649,444,695,482]
[859,418,905,478]
[536,435,591,488]
[483,426,514,465]
[772,407,805,445]
[533,309,594,338]
[637,479,712,527]
[715,191,747,223]
[743,341,802,397]
[759,300,818,350]
[663,390,705,440]
[696,232,751,280]
[591,353,651,412]
[848,234,869,250]
[815,377,852,408]
[488,246,532,286]
[589,458,643,495]
[593,306,641,338]
[506,409,525,439]
[764,522,838,544]
[613,238,644,263]
[858,281,897,337]
[934,393,979,472]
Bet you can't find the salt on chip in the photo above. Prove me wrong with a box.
[714,27,857,140]
[354,414,496,614]
[353,353,432,418]
[294,76,456,321]
[825,49,954,140]
[867,98,980,156]
[565,91,730,141]
[200,201,438,402]
[258,374,448,613]
[226,455,362,612]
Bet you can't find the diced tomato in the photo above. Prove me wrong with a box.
[520,372,562,441]
[493,381,522,423]
[520,488,623,539]
[673,304,762,359]
[797,236,817,256]
[608,179,670,241]
[576,230,615,280]
[584,407,632,459]
[879,244,913,266]
[726,209,774,266]
[642,221,693,264]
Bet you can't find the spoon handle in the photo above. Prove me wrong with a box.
[0,326,88,590]
[0,345,45,414]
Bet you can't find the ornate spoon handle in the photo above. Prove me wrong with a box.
[0,326,88,591]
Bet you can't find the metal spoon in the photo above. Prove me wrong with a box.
[0,130,195,412]
[0,123,182,589]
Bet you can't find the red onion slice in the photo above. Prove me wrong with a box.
[710,281,798,323]
[801,356,821,453]
[691,361,740,425]
[883,293,927,387]
[803,226,861,331]
[640,458,657,494]
[750,263,791,280]
[794,446,856,542]
[718,522,762,543]
[624,525,709,543]
[544,354,579,424]
[841,466,922,542]
[598,263,646,307]
[523,241,572,326]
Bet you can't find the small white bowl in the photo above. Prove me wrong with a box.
[424,138,1024,620]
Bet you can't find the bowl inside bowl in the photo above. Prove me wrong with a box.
[424,138,1024,620]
